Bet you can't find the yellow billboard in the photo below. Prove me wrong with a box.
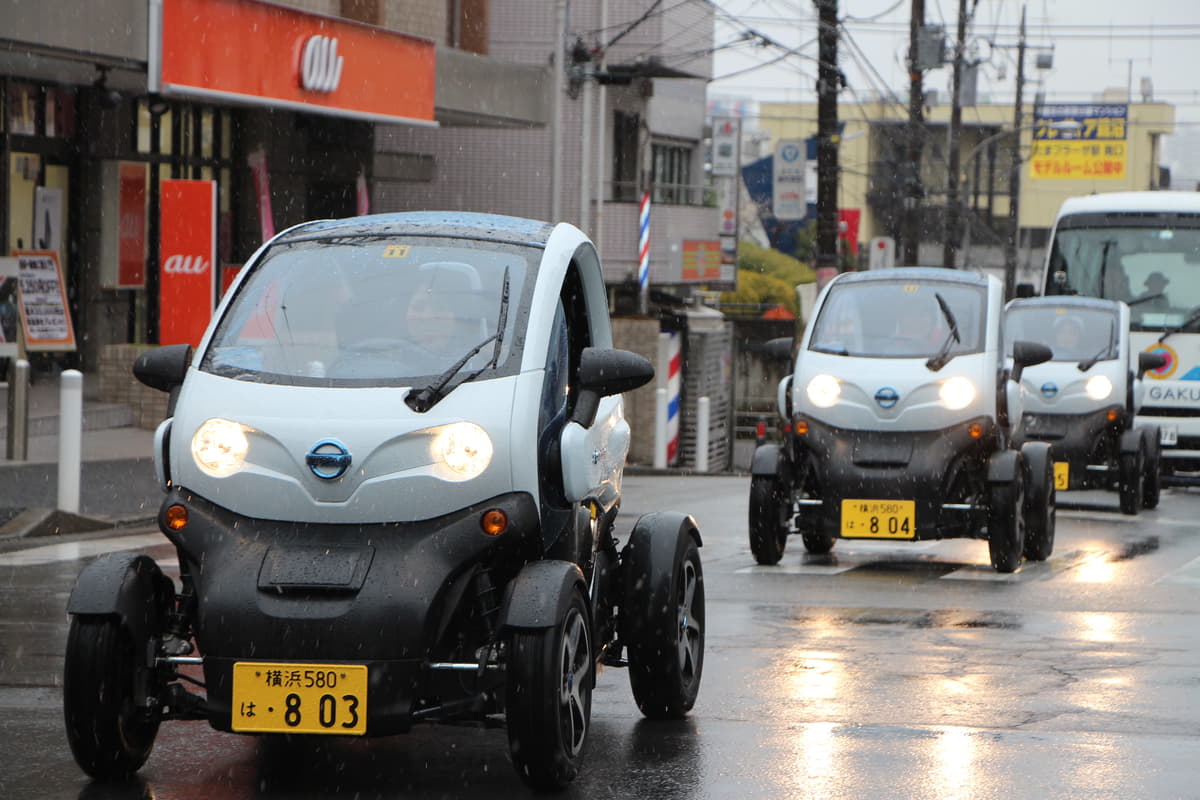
[1029,104,1127,180]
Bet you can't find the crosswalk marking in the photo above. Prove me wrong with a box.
[1156,554,1200,586]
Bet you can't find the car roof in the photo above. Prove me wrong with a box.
[831,266,995,289]
[1006,295,1124,314]
[273,212,557,248]
[1056,191,1200,218]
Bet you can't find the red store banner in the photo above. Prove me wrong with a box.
[159,179,217,347]
[119,163,148,288]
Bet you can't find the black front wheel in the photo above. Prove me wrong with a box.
[748,475,791,565]
[1022,443,1056,562]
[63,616,162,780]
[506,590,593,791]
[988,468,1027,574]
[1142,432,1162,510]
[1119,445,1144,516]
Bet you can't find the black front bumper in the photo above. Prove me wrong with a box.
[158,487,540,734]
[790,416,998,541]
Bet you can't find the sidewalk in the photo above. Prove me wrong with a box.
[0,371,159,539]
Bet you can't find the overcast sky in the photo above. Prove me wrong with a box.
[707,0,1200,182]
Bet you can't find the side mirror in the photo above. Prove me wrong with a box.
[133,344,192,393]
[1015,282,1036,298]
[763,337,795,362]
[1138,350,1168,378]
[1009,340,1052,384]
[571,346,655,427]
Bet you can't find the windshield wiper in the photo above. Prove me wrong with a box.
[925,292,961,372]
[1078,322,1115,371]
[1157,306,1200,344]
[405,268,511,413]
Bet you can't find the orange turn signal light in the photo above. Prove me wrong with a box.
[480,509,508,536]
[794,420,809,435]
[165,504,189,531]
[1106,409,1120,422]
[967,423,984,439]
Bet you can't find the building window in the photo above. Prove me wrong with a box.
[612,110,640,202]
[651,142,694,205]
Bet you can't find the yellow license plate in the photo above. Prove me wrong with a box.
[1054,461,1069,491]
[841,499,915,539]
[232,662,367,735]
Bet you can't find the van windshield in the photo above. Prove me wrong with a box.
[1045,222,1200,332]
[200,236,535,386]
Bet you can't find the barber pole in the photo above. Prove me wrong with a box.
[665,330,681,465]
[638,192,650,305]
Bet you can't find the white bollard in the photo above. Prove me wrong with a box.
[696,396,710,473]
[57,369,83,514]
[654,388,668,469]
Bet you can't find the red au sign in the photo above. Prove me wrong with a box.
[159,179,216,346]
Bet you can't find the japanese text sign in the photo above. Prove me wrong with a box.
[1030,103,1127,180]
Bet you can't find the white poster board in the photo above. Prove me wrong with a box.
[14,251,76,352]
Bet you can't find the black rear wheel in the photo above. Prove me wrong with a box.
[506,590,593,791]
[63,616,161,780]
[749,475,791,565]
[1022,444,1056,562]
[1142,432,1162,510]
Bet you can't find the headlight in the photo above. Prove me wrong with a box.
[939,376,976,410]
[191,418,251,477]
[433,422,493,481]
[806,374,841,408]
[1085,374,1114,401]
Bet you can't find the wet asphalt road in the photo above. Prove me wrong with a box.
[2,474,1200,799]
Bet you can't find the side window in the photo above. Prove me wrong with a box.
[539,300,569,433]
[559,265,592,414]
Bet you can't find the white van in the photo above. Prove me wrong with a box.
[1035,191,1200,484]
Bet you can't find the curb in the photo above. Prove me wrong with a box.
[0,508,158,541]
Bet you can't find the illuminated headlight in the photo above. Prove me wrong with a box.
[806,374,841,408]
[939,376,976,410]
[433,422,493,481]
[1085,375,1114,401]
[191,418,251,477]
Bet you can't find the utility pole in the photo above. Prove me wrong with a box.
[902,0,925,266]
[1004,6,1027,299]
[814,0,840,273]
[941,0,970,269]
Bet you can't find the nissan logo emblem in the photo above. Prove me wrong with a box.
[306,438,352,480]
[1040,382,1059,398]
[301,35,344,93]
[874,386,899,408]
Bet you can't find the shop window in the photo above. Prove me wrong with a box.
[7,81,38,135]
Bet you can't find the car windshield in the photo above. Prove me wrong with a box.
[1005,305,1118,363]
[1045,223,1200,332]
[200,235,536,386]
[808,279,987,359]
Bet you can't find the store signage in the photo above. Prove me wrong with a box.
[773,139,806,221]
[152,0,435,126]
[1030,103,1127,181]
[12,251,76,352]
[159,179,216,347]
[301,36,343,93]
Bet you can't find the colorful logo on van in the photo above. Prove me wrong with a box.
[1144,344,1176,379]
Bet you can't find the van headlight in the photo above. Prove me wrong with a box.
[806,374,841,408]
[433,422,493,481]
[1085,375,1113,400]
[192,418,251,477]
[939,376,976,410]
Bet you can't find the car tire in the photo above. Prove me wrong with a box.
[63,616,162,780]
[1022,443,1056,562]
[801,532,836,555]
[749,475,791,565]
[1119,444,1144,516]
[988,467,1026,573]
[1142,431,1162,510]
[623,530,704,720]
[506,589,593,791]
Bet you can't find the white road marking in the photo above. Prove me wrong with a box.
[1155,554,1200,586]
[0,534,169,567]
